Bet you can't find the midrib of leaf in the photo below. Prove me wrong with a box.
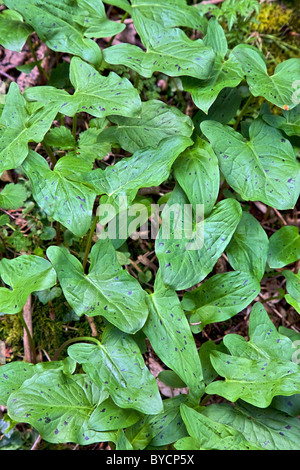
[80,273,133,332]
[74,87,124,103]
[272,233,300,258]
[98,344,129,388]
[32,3,87,40]
[55,172,93,218]
[245,142,284,195]
[132,3,183,10]
[243,341,271,360]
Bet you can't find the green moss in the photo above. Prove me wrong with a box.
[257,3,293,34]
[0,297,104,362]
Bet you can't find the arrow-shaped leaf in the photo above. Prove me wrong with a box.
[201,119,300,210]
[156,186,242,290]
[0,83,60,173]
[24,56,141,119]
[22,151,97,237]
[100,100,194,153]
[0,255,56,314]
[7,370,114,445]
[68,326,163,414]
[231,44,300,111]
[143,271,204,403]
[46,238,149,334]
[103,11,214,79]
[206,303,300,407]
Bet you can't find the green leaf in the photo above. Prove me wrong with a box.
[7,370,115,445]
[0,358,76,406]
[267,226,300,269]
[231,44,300,111]
[0,214,10,226]
[68,128,111,163]
[103,0,131,12]
[100,100,194,153]
[34,287,62,305]
[116,429,134,450]
[156,187,242,290]
[130,0,207,30]
[4,0,121,66]
[73,0,126,38]
[103,11,214,79]
[143,271,204,403]
[46,238,149,334]
[0,183,27,209]
[22,151,97,237]
[198,340,227,385]
[203,17,227,58]
[0,10,33,52]
[178,404,260,450]
[202,401,300,450]
[125,395,187,449]
[0,255,56,314]
[193,87,242,128]
[262,104,300,137]
[182,20,243,114]
[88,398,141,431]
[182,271,261,332]
[206,303,300,407]
[157,371,187,389]
[77,136,193,212]
[201,119,300,210]
[44,127,76,150]
[283,270,300,314]
[182,55,243,114]
[0,83,60,173]
[173,136,219,217]
[24,57,141,119]
[272,394,300,418]
[68,326,163,415]
[226,211,269,281]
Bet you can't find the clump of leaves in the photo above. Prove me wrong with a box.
[0,0,300,451]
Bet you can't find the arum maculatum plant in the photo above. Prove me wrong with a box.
[0,0,300,451]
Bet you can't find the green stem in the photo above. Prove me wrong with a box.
[27,35,50,81]
[42,140,57,166]
[72,114,77,139]
[134,72,140,89]
[262,295,284,303]
[106,11,129,47]
[233,94,253,131]
[18,310,37,364]
[52,336,101,361]
[82,215,99,271]
[200,394,212,406]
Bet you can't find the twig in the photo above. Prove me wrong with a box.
[31,434,42,451]
[106,11,129,47]
[27,35,50,81]
[82,215,99,271]
[20,297,37,364]
[272,207,287,226]
[0,70,15,81]
[52,336,101,361]
[233,95,253,131]
[42,140,57,166]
